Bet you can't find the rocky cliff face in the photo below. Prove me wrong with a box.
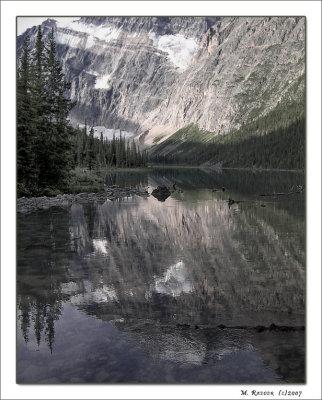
[18,16,305,147]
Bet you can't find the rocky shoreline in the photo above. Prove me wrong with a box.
[17,186,150,214]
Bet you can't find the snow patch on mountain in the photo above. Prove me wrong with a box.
[55,18,121,48]
[55,31,83,48]
[84,69,99,76]
[94,74,112,90]
[148,32,198,70]
[84,34,96,49]
[92,239,109,254]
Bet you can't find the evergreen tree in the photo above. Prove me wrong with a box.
[17,26,76,196]
[86,127,95,170]
[98,132,106,167]
[30,26,48,190]
[40,28,74,189]
[18,26,148,197]
[17,34,37,194]
[81,120,88,166]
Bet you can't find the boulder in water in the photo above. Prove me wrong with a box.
[151,186,171,202]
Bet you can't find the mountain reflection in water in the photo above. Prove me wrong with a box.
[17,169,305,383]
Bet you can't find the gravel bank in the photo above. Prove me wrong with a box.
[17,186,149,214]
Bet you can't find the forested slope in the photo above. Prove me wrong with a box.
[150,91,305,170]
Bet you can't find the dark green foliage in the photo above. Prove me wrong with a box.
[151,95,305,170]
[86,127,95,171]
[71,127,148,170]
[17,34,38,194]
[17,208,70,351]
[17,27,75,197]
[68,168,104,193]
[17,26,148,197]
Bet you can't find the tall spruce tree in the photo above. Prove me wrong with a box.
[17,33,37,194]
[30,26,48,190]
[42,28,75,189]
[86,127,95,171]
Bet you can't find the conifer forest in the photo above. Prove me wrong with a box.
[17,27,147,197]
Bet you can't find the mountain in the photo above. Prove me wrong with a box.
[18,16,305,164]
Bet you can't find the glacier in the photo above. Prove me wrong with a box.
[148,32,198,70]
[94,74,112,90]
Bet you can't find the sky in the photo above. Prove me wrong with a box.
[17,17,49,35]
[17,17,82,35]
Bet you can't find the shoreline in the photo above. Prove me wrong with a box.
[17,166,304,213]
[17,186,149,214]
[84,165,303,172]
[148,164,304,173]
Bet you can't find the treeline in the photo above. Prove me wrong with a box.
[73,124,148,170]
[151,96,305,170]
[210,117,305,169]
[17,26,147,197]
[153,118,305,170]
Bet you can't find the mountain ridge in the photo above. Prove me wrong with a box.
[18,16,305,160]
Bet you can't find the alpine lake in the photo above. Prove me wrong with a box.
[17,167,305,384]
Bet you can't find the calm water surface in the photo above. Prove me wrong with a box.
[17,168,305,383]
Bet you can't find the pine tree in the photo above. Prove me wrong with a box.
[126,141,131,167]
[40,28,75,189]
[17,26,148,197]
[130,141,137,166]
[17,34,37,194]
[86,127,95,170]
[81,120,88,166]
[98,132,106,167]
[110,133,116,166]
[30,26,48,189]
[17,26,76,195]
